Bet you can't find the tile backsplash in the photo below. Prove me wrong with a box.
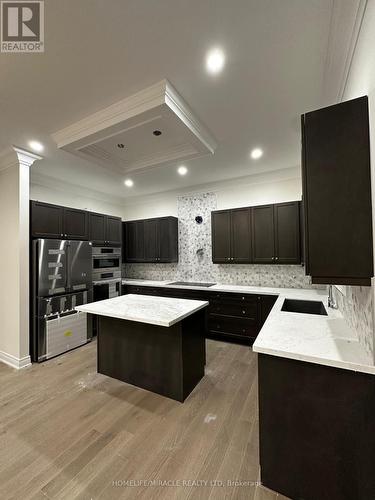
[333,285,374,362]
[123,192,314,289]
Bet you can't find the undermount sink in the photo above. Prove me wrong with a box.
[169,281,216,287]
[281,299,327,316]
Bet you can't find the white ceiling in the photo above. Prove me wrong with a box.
[0,0,363,201]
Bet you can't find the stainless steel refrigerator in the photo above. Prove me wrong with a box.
[32,239,93,362]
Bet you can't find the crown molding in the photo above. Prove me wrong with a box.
[0,146,42,172]
[322,0,368,104]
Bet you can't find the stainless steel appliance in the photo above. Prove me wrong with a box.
[91,246,122,336]
[32,239,93,362]
[92,246,121,282]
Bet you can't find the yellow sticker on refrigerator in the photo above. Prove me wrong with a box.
[64,330,73,337]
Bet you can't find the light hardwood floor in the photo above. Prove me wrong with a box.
[0,339,289,500]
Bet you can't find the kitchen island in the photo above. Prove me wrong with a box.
[75,294,208,402]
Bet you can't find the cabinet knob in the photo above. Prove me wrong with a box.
[242,296,245,300]
[227,257,230,261]
[275,257,279,261]
[272,257,275,260]
[242,310,246,314]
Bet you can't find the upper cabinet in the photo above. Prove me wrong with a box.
[31,201,89,240]
[123,217,178,263]
[30,200,122,246]
[88,212,122,246]
[302,96,373,285]
[212,208,251,263]
[212,202,301,265]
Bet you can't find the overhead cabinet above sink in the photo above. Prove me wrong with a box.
[301,96,373,286]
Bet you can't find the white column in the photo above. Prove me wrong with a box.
[0,147,42,368]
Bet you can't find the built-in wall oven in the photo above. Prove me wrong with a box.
[92,246,122,335]
[92,246,121,282]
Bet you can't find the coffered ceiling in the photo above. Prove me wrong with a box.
[0,0,366,201]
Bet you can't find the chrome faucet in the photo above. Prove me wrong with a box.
[328,285,338,309]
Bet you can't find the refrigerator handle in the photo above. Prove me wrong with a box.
[66,241,71,291]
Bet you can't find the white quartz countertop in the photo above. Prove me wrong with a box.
[75,294,208,327]
[122,279,375,375]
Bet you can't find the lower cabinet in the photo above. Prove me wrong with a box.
[123,285,277,344]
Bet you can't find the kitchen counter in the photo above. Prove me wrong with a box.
[75,293,208,327]
[122,279,375,375]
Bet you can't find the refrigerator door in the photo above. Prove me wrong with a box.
[68,240,92,292]
[36,239,68,297]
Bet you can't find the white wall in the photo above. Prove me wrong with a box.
[122,169,302,220]
[30,181,126,218]
[334,0,375,361]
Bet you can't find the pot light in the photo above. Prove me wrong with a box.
[178,165,188,176]
[206,48,225,74]
[28,140,44,153]
[250,148,263,160]
[124,179,134,187]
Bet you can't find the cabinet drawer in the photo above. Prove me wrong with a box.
[126,285,159,296]
[208,302,257,319]
[209,292,258,305]
[208,316,258,337]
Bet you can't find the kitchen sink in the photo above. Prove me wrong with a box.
[281,299,327,316]
[169,281,216,287]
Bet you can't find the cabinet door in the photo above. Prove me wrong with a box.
[302,96,373,284]
[63,208,88,240]
[144,219,159,261]
[106,216,122,246]
[159,217,178,262]
[231,208,251,263]
[125,221,144,262]
[89,213,106,246]
[252,205,275,263]
[212,211,231,263]
[31,201,63,239]
[274,202,300,264]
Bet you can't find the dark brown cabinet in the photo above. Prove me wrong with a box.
[89,213,121,246]
[123,284,276,344]
[211,211,232,262]
[31,201,89,240]
[274,202,301,264]
[63,207,89,240]
[123,217,178,263]
[302,96,373,285]
[212,208,252,263]
[31,201,63,239]
[252,205,275,263]
[212,202,301,264]
[124,220,144,262]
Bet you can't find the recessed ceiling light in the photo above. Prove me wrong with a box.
[153,130,162,136]
[177,165,188,176]
[117,143,125,149]
[206,48,225,74]
[28,140,44,153]
[250,148,263,160]
[124,179,134,187]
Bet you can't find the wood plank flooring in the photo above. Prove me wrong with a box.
[0,339,289,500]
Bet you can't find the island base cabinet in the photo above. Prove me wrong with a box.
[258,354,375,500]
[97,310,206,402]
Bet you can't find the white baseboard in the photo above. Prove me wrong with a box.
[0,351,31,369]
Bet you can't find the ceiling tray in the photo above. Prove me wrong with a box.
[51,79,217,175]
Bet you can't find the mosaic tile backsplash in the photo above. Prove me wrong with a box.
[333,285,374,362]
[123,192,314,289]
[123,191,375,359]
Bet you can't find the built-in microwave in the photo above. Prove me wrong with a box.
[92,246,121,282]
